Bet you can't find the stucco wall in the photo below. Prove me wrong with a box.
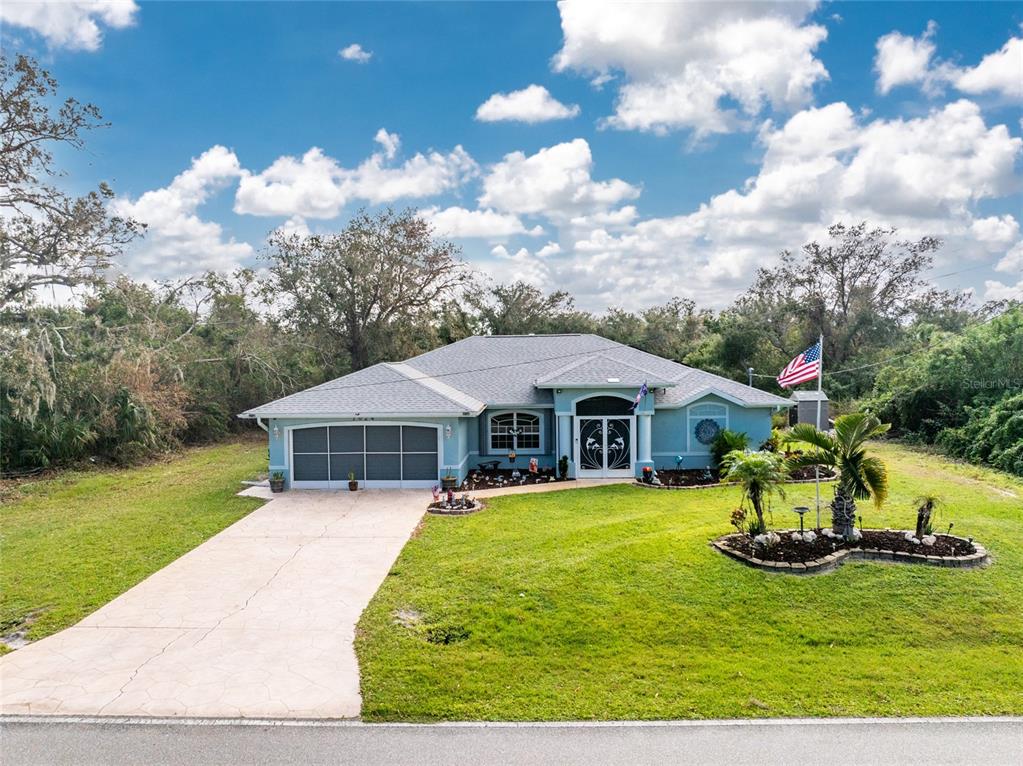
[650,394,776,470]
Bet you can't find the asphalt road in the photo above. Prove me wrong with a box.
[2,717,1021,766]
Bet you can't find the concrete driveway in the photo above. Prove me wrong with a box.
[0,489,426,719]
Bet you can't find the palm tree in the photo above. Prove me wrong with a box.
[785,413,891,539]
[721,450,788,536]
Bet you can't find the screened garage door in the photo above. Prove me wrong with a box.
[290,425,440,488]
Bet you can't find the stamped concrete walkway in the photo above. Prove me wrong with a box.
[0,489,426,719]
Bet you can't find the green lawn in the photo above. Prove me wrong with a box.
[0,438,266,650]
[356,442,1023,721]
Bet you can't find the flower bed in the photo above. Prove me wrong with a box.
[637,465,836,490]
[427,497,484,515]
[460,469,571,492]
[712,529,988,574]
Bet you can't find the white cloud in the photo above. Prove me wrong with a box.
[234,131,477,219]
[874,24,1023,101]
[339,43,372,63]
[475,84,580,123]
[420,206,543,239]
[1,0,138,51]
[509,99,1022,310]
[874,22,942,95]
[536,241,562,258]
[110,146,254,279]
[955,35,1023,101]
[479,138,639,219]
[552,0,828,137]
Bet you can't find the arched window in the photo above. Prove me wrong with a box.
[687,403,728,451]
[489,412,541,453]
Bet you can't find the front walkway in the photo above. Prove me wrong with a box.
[0,489,426,718]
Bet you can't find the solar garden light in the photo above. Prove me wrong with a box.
[793,506,809,533]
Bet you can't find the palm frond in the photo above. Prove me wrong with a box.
[784,450,837,472]
[785,423,836,453]
[859,456,889,508]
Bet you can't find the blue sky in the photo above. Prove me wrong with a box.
[4,1,1021,309]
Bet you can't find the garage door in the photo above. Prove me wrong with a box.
[290,425,440,488]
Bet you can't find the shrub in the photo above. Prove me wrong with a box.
[711,429,750,470]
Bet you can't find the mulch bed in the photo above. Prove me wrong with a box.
[427,499,483,515]
[723,529,976,564]
[649,465,836,488]
[459,469,572,492]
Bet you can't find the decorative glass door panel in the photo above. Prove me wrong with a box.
[577,417,632,477]
[605,419,631,470]
[579,418,605,470]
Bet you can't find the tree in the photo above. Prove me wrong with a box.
[785,413,891,539]
[469,281,595,336]
[264,208,471,372]
[0,54,141,322]
[721,450,788,535]
[728,222,958,397]
[599,298,709,362]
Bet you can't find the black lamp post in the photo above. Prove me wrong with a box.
[793,506,809,534]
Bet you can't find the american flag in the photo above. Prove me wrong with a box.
[777,341,822,388]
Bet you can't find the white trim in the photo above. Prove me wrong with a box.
[244,411,475,419]
[286,421,443,490]
[486,409,545,455]
[686,403,729,453]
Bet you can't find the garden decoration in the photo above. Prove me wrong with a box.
[528,457,538,474]
[675,455,684,469]
[694,418,721,445]
[793,506,809,533]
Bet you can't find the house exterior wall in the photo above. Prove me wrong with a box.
[264,394,779,485]
[650,394,775,470]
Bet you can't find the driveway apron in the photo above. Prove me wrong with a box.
[0,489,425,718]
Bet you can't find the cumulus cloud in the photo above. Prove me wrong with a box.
[874,24,1022,101]
[475,84,580,123]
[1,0,138,51]
[420,206,543,239]
[955,35,1023,100]
[552,0,828,137]
[504,99,1022,310]
[234,131,477,219]
[339,43,372,63]
[874,21,943,95]
[479,138,639,219]
[110,146,254,279]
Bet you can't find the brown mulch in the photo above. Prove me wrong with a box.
[723,529,976,563]
[650,465,836,487]
[459,469,572,491]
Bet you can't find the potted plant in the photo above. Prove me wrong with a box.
[269,471,285,493]
[348,471,358,492]
[441,472,459,490]
[558,455,569,479]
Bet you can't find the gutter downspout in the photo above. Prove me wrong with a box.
[255,417,269,432]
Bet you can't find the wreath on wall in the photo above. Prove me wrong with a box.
[694,418,722,445]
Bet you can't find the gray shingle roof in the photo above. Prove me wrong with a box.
[240,334,791,418]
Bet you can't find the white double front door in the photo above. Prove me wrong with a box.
[574,416,635,478]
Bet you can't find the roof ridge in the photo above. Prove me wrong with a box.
[532,353,601,384]
[385,362,485,412]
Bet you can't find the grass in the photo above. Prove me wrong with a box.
[0,437,266,648]
[356,442,1023,721]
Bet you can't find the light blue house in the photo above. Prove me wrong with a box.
[239,334,791,489]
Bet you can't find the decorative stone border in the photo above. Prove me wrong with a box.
[711,532,989,575]
[427,501,484,516]
[635,473,838,491]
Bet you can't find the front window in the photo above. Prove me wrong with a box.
[490,412,541,452]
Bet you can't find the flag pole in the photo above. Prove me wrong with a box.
[814,332,823,529]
